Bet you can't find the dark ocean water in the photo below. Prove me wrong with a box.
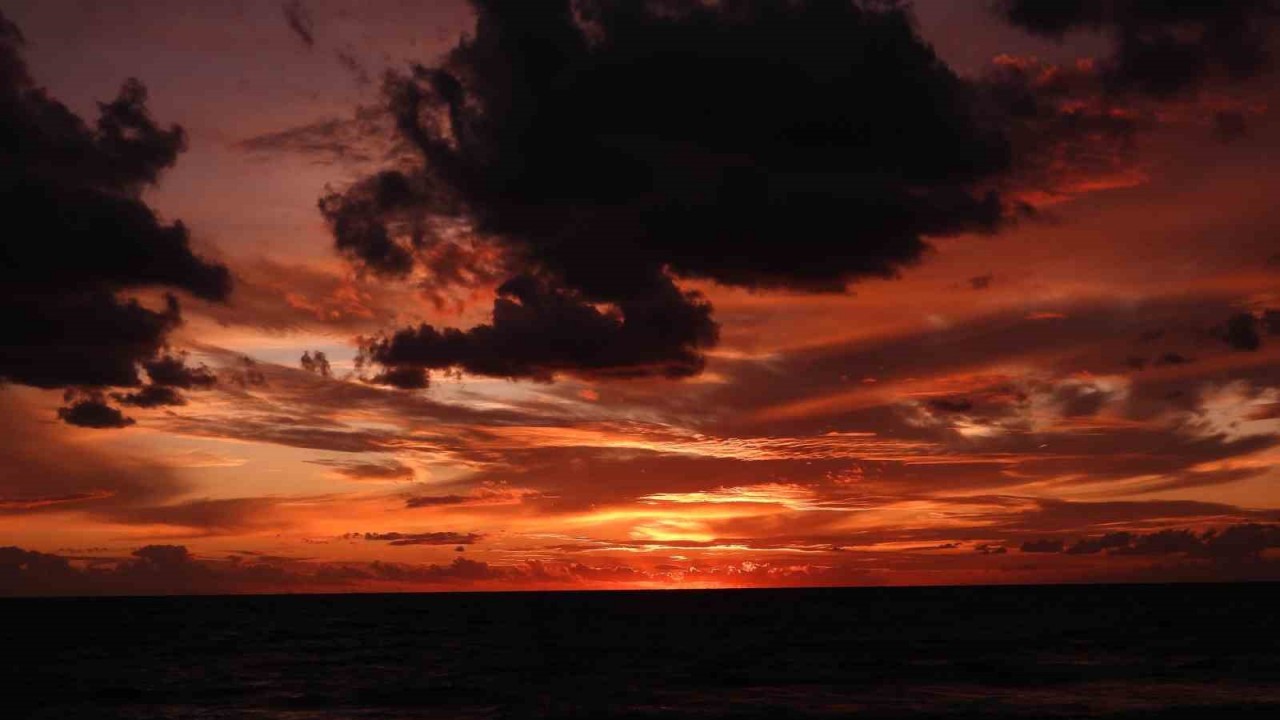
[3,583,1279,719]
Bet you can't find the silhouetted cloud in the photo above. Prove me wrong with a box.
[106,497,292,534]
[143,354,217,388]
[0,12,230,426]
[282,1,315,48]
[112,385,186,408]
[335,49,372,85]
[362,274,718,384]
[308,457,414,481]
[927,397,975,413]
[56,392,135,429]
[1020,538,1065,553]
[224,356,267,388]
[1225,312,1262,351]
[405,494,469,507]
[1065,532,1134,555]
[996,0,1280,96]
[235,106,395,167]
[1015,524,1280,561]
[300,350,332,378]
[360,531,484,547]
[328,0,1012,385]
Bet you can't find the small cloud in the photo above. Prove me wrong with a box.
[357,532,484,547]
[1224,313,1261,351]
[1020,538,1065,553]
[282,1,315,49]
[57,392,134,429]
[968,274,994,290]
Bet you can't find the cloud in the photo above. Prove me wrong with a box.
[282,1,315,49]
[969,274,994,290]
[1064,532,1134,555]
[105,497,295,534]
[300,350,332,378]
[362,273,718,385]
[982,54,1148,207]
[0,13,230,426]
[1225,312,1262,351]
[112,385,186,408]
[1019,538,1065,553]
[1014,524,1280,561]
[110,353,217,407]
[325,0,1012,385]
[142,353,218,389]
[57,391,136,429]
[404,482,543,508]
[927,397,975,414]
[995,1,1280,96]
[308,457,414,481]
[0,391,187,514]
[335,49,372,86]
[234,106,397,167]
[359,532,484,547]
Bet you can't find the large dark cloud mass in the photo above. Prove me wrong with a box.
[327,0,1012,386]
[1020,524,1280,561]
[0,13,230,425]
[363,273,717,384]
[996,0,1280,96]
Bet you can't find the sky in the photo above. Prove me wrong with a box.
[4,0,1280,596]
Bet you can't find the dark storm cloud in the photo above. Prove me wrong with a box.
[282,0,316,48]
[328,0,1012,385]
[995,0,1280,96]
[0,13,230,425]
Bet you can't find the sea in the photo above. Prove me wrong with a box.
[3,583,1279,719]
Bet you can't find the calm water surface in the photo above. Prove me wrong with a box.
[4,583,1279,718]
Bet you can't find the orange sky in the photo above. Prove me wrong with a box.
[4,0,1280,595]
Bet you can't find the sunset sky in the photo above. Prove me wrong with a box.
[5,0,1280,595]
